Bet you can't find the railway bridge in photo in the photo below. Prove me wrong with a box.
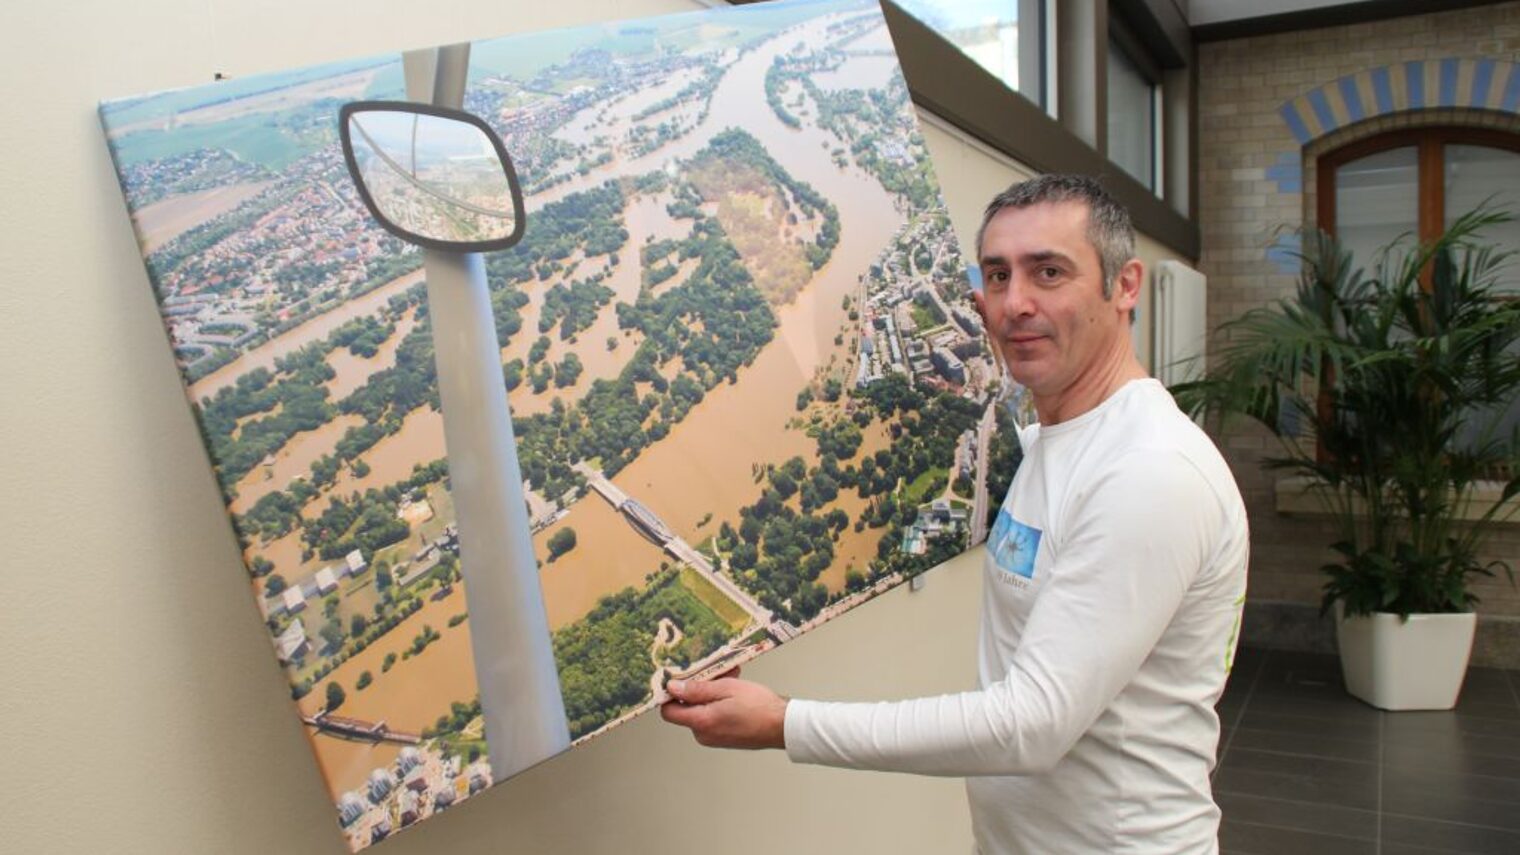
[571,463,799,643]
[302,711,421,745]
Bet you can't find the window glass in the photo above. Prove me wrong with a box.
[895,0,1042,108]
[1446,144,1520,446]
[1333,146,1418,271]
[1106,37,1155,191]
[1445,144,1520,294]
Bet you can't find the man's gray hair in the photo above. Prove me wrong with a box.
[975,174,1136,298]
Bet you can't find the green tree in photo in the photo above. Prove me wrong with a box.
[325,681,346,712]
[547,527,578,561]
[528,335,552,365]
[319,620,345,651]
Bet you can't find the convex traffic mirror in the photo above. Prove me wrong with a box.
[339,101,526,252]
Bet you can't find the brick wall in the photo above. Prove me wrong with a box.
[1195,2,1520,664]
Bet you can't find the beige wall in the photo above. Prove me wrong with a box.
[1196,3,1520,652]
[0,2,1021,852]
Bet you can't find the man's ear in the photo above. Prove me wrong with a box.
[1113,258,1143,314]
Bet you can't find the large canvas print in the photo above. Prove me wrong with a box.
[100,0,1023,847]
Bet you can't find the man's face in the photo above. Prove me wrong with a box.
[977,201,1136,399]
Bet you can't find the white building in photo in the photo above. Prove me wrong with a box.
[314,567,339,595]
[275,619,309,664]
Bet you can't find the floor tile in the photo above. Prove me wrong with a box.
[1450,697,1520,722]
[1219,820,1376,855]
[1382,813,1520,855]
[1381,719,1520,760]
[1216,791,1377,839]
[1228,725,1380,763]
[1230,645,1269,676]
[1457,668,1519,708]
[1383,770,1520,827]
[1242,690,1383,725]
[1236,707,1381,743]
[1383,709,1520,740]
[1383,740,1520,780]
[1251,657,1349,704]
[1214,748,1379,811]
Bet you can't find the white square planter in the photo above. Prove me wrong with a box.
[1336,607,1477,710]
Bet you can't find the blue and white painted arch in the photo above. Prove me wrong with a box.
[1261,58,1520,273]
[1279,58,1520,145]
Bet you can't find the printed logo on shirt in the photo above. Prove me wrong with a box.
[989,508,1041,582]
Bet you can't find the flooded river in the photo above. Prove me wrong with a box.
[527,13,905,625]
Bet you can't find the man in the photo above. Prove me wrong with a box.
[662,174,1249,854]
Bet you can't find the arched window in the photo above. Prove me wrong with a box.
[1318,127,1520,295]
[1317,126,1520,469]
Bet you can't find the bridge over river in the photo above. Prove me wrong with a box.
[302,711,421,745]
[572,463,799,643]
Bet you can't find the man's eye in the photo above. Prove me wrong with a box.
[1036,266,1061,282]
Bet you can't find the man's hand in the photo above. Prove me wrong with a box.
[660,670,789,750]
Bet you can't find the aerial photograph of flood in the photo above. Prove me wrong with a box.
[101,0,1022,848]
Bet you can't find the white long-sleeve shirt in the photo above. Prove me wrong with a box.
[785,379,1249,854]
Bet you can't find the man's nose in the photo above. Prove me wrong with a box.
[998,275,1037,317]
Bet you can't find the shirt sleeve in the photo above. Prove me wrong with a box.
[784,450,1222,777]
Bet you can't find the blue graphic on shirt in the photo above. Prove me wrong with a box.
[989,508,1041,579]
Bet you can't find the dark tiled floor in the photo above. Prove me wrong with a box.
[1215,647,1520,855]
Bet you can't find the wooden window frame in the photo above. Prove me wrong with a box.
[1318,126,1520,276]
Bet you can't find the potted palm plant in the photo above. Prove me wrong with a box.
[1174,208,1520,710]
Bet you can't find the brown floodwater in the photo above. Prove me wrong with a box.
[248,528,305,585]
[535,496,671,630]
[500,192,685,415]
[814,418,895,592]
[229,414,366,515]
[230,402,281,440]
[326,407,446,499]
[323,308,420,401]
